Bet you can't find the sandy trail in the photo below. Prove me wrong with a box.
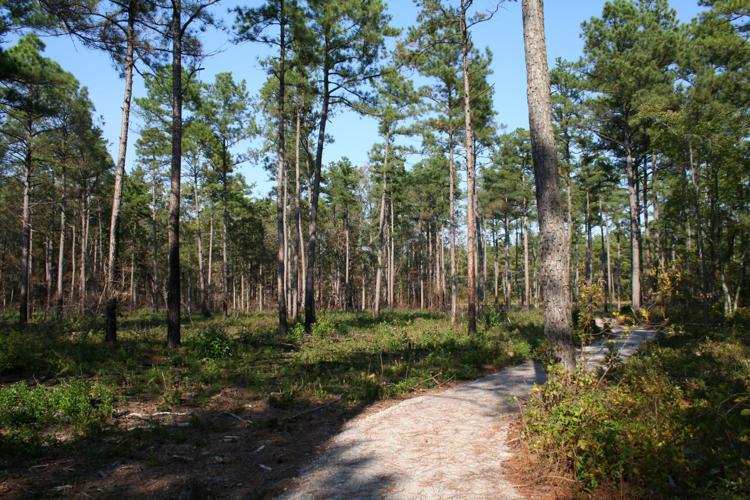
[281,326,655,499]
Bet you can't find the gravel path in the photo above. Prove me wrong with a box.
[281,326,655,500]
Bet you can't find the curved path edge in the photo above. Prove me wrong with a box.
[280,326,656,499]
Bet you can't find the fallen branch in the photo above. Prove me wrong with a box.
[283,395,344,422]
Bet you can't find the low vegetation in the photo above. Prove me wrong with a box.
[521,312,750,497]
[0,308,543,466]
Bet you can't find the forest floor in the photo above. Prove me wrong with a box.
[0,308,544,498]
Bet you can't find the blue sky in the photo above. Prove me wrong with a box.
[23,0,704,196]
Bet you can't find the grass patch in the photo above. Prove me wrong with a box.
[0,307,543,465]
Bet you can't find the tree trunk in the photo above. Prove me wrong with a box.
[167,0,183,347]
[625,148,642,313]
[222,166,229,319]
[374,138,389,317]
[19,142,32,327]
[461,2,477,334]
[523,212,531,309]
[105,10,135,342]
[193,169,206,314]
[522,0,575,370]
[449,138,457,323]
[151,172,159,313]
[55,167,66,321]
[276,0,288,334]
[80,187,89,314]
[503,212,511,309]
[688,144,709,323]
[305,37,330,332]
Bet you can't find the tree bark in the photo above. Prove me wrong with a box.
[276,0,288,334]
[19,139,32,327]
[105,9,135,342]
[625,148,641,313]
[304,35,330,332]
[55,167,66,321]
[167,0,182,347]
[374,137,389,317]
[522,0,575,370]
[461,2,477,334]
[449,137,457,324]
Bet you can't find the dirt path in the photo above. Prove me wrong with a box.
[279,327,655,499]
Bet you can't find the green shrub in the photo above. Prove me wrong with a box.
[311,315,335,339]
[195,325,232,359]
[289,322,305,342]
[522,326,750,497]
[0,380,113,442]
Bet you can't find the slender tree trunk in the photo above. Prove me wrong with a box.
[523,212,531,309]
[80,187,89,314]
[276,0,288,334]
[193,170,206,314]
[55,167,66,321]
[389,199,395,308]
[522,0,575,370]
[151,172,159,313]
[688,144,709,323]
[625,147,642,313]
[19,141,32,327]
[374,137,389,317]
[305,39,330,332]
[585,190,592,285]
[222,167,229,319]
[599,197,609,312]
[449,138,457,323]
[167,0,183,347]
[461,3,477,334]
[105,10,135,342]
[208,213,214,310]
[45,233,52,311]
[292,106,303,319]
[70,224,76,303]
[504,211,511,310]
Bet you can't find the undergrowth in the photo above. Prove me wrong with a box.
[0,307,543,464]
[521,313,750,497]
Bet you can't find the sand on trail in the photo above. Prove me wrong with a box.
[281,327,655,499]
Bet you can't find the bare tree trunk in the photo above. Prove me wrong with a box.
[461,2,477,334]
[56,167,66,320]
[208,213,214,311]
[599,196,609,312]
[389,199,395,308]
[449,139,457,323]
[374,137,389,317]
[293,106,304,320]
[276,0,288,334]
[70,224,76,303]
[19,143,32,327]
[522,0,575,370]
[305,41,330,332]
[625,147,642,313]
[167,0,183,347]
[80,187,90,314]
[151,172,159,313]
[585,190,592,285]
[222,168,229,319]
[504,212,511,310]
[45,233,52,311]
[193,170,206,314]
[105,10,135,342]
[523,212,531,309]
[688,144,709,323]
